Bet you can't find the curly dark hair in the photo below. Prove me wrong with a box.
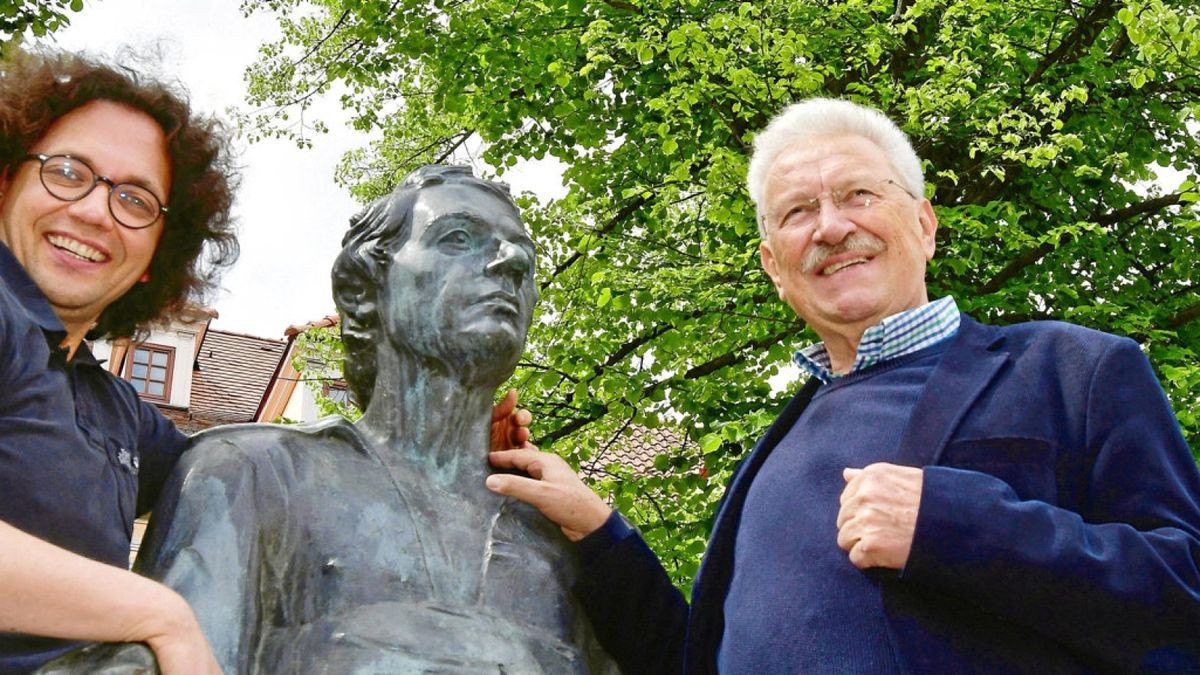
[332,164,518,408]
[0,47,238,339]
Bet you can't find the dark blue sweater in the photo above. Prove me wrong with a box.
[719,344,947,673]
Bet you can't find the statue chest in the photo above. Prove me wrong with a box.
[262,464,583,638]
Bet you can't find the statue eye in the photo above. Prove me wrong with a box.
[437,229,472,253]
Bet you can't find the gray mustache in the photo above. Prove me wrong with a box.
[801,232,887,274]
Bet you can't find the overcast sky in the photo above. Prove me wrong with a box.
[41,0,564,339]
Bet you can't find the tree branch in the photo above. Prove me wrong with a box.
[433,129,473,163]
[540,322,802,445]
[676,325,803,381]
[1025,0,1117,87]
[546,194,650,284]
[290,7,352,69]
[978,192,1184,295]
[1167,301,1200,329]
[1096,193,1182,225]
[584,413,637,475]
[601,0,642,13]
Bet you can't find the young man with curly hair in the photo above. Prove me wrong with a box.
[0,48,238,674]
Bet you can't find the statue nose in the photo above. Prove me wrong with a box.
[486,240,531,283]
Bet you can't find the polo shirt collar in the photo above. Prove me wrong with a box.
[0,241,101,367]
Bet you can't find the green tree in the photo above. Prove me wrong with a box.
[242,0,1200,590]
[1,0,84,41]
[290,325,363,422]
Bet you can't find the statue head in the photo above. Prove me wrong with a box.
[332,165,538,407]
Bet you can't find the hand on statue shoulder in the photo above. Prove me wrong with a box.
[486,447,611,542]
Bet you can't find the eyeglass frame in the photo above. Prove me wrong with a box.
[760,178,920,233]
[22,153,169,230]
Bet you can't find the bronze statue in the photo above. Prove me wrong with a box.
[44,166,616,673]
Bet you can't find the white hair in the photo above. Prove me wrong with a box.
[746,98,925,238]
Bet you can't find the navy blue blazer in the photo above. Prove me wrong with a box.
[575,316,1200,674]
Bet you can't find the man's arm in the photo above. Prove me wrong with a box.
[487,448,690,674]
[0,520,219,674]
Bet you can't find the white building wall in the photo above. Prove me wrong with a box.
[165,327,198,408]
[281,382,320,423]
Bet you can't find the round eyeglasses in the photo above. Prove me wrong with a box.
[23,153,168,230]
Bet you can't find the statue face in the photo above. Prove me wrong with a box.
[380,182,537,383]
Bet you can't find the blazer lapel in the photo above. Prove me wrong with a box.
[894,315,1009,468]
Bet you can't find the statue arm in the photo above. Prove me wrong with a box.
[135,433,287,673]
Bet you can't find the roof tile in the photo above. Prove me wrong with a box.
[188,330,287,425]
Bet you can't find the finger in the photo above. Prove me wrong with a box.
[835,499,854,529]
[514,427,531,446]
[835,518,857,552]
[487,448,535,470]
[514,408,532,427]
[485,472,560,505]
[488,448,559,477]
[840,466,868,506]
[846,539,872,569]
[485,472,534,496]
[839,475,862,508]
[510,420,531,446]
[493,389,518,421]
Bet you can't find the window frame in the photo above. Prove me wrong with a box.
[123,343,175,403]
[321,379,351,405]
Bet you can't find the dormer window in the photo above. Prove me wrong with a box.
[124,344,174,403]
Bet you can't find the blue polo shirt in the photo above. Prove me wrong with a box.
[0,242,187,672]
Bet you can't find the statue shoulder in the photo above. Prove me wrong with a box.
[182,417,372,473]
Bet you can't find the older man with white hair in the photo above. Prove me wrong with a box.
[488,98,1200,674]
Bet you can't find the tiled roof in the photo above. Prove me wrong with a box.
[156,405,219,436]
[188,329,287,425]
[582,425,697,477]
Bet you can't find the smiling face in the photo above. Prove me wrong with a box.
[380,182,537,384]
[759,134,937,351]
[0,100,169,340]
